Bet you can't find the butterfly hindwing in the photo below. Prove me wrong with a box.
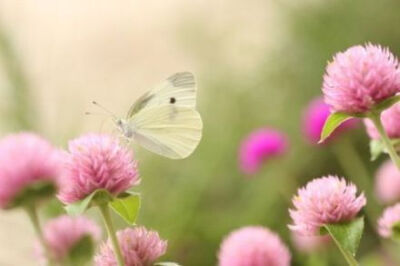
[127,72,196,118]
[128,105,202,159]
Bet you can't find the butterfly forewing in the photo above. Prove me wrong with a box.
[128,105,202,159]
[127,72,196,118]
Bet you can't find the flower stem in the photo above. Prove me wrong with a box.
[98,204,125,266]
[0,23,35,130]
[306,251,328,266]
[370,112,400,170]
[25,205,55,266]
[331,137,380,222]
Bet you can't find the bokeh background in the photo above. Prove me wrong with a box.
[1,0,400,265]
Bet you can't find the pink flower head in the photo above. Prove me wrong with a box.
[239,128,288,175]
[289,176,366,235]
[58,134,139,204]
[322,44,400,114]
[364,103,400,139]
[95,226,167,266]
[291,232,330,253]
[37,215,101,263]
[375,160,400,204]
[0,132,61,209]
[218,226,291,266]
[302,97,358,144]
[378,203,400,238]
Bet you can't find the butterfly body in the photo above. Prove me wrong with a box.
[111,72,202,159]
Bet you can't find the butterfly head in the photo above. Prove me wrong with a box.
[115,118,134,138]
[116,118,124,127]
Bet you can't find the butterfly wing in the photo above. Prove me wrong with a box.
[129,105,202,159]
[127,72,196,117]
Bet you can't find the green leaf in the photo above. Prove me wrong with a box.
[110,192,141,225]
[8,181,56,209]
[391,222,400,241]
[319,112,353,143]
[155,262,181,266]
[369,139,384,161]
[65,189,113,215]
[67,235,95,266]
[374,94,400,113]
[321,217,364,266]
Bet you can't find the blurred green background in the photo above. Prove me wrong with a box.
[1,0,400,265]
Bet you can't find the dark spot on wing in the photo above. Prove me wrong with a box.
[170,97,176,104]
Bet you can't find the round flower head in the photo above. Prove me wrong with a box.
[239,128,288,175]
[364,103,400,139]
[291,232,330,253]
[95,226,167,266]
[0,132,61,209]
[37,215,101,263]
[378,203,400,238]
[58,134,139,204]
[218,226,291,266]
[375,160,400,204]
[302,97,358,144]
[322,44,400,114]
[289,176,366,235]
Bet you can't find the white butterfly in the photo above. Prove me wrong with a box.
[95,72,203,159]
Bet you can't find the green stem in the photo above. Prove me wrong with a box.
[98,204,125,266]
[331,137,380,222]
[239,162,298,224]
[0,24,35,130]
[306,251,328,266]
[370,113,400,170]
[25,205,55,266]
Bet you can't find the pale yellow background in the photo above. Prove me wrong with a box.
[0,0,283,264]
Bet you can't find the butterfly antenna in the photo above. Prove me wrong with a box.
[91,101,118,120]
[85,111,108,116]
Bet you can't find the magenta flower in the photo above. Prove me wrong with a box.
[322,44,400,114]
[291,232,330,253]
[302,97,358,144]
[289,176,366,235]
[0,132,61,209]
[37,215,101,263]
[364,103,400,139]
[375,160,400,204]
[378,203,400,238]
[95,227,167,266]
[218,226,291,266]
[58,134,139,204]
[239,128,288,175]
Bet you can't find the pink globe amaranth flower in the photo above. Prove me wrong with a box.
[364,103,400,139]
[58,134,139,204]
[302,97,358,144]
[95,226,167,266]
[322,43,400,114]
[239,128,288,175]
[378,203,400,238]
[291,231,330,253]
[218,226,291,266]
[375,160,400,204]
[289,176,366,235]
[37,215,101,263]
[0,132,61,209]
